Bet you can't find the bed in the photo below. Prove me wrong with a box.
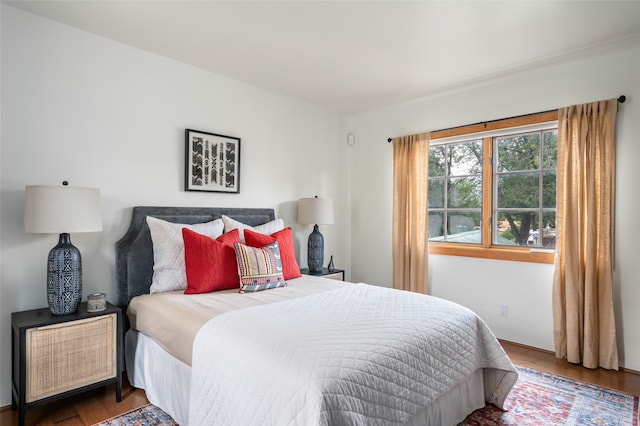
[116,206,518,425]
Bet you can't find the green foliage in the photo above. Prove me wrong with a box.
[500,227,515,243]
[501,212,537,246]
[428,179,444,208]
[449,177,481,208]
[496,133,540,172]
[497,173,539,208]
[429,146,446,177]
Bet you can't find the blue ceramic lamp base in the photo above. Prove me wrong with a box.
[47,233,82,315]
[307,224,324,274]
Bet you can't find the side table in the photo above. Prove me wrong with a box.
[11,301,122,426]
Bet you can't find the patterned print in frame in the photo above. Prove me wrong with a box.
[185,129,241,193]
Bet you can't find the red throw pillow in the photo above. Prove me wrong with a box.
[182,228,240,294]
[244,227,301,280]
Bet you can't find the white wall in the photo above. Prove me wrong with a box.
[2,2,639,411]
[0,5,350,406]
[347,45,640,370]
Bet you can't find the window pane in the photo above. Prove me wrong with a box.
[448,177,481,208]
[429,146,446,177]
[428,178,444,208]
[496,133,540,172]
[428,139,482,246]
[543,130,558,169]
[495,211,540,246]
[448,140,482,176]
[541,211,556,249]
[448,211,482,243]
[497,173,539,208]
[543,172,556,208]
[428,212,445,239]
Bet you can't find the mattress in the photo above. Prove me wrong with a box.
[127,274,348,365]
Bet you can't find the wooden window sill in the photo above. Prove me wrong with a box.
[429,243,554,264]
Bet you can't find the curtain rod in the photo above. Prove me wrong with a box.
[386,95,627,143]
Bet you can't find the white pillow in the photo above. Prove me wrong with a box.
[221,215,284,242]
[147,216,224,293]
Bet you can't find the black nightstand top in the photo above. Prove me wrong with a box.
[300,267,344,276]
[12,302,120,329]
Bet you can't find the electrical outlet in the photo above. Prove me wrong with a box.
[499,304,508,317]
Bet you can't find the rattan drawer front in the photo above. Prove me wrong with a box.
[25,313,117,403]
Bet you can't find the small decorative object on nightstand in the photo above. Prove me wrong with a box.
[87,292,107,312]
[11,302,122,426]
[327,255,335,272]
[301,267,345,281]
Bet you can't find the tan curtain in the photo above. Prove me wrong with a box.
[552,99,618,370]
[392,133,430,293]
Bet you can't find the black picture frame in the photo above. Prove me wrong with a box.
[185,129,241,193]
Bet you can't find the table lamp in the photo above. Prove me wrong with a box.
[298,196,334,273]
[24,182,102,315]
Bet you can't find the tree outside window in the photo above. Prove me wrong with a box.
[427,111,558,263]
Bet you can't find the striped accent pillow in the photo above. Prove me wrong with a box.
[234,241,287,293]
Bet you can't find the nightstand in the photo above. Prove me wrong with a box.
[12,302,122,426]
[301,267,345,281]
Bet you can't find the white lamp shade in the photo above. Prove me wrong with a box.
[298,197,334,225]
[24,185,102,233]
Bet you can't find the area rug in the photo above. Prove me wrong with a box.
[93,403,177,426]
[460,365,638,425]
[93,366,639,426]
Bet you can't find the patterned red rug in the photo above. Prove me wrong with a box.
[94,403,176,426]
[461,365,638,425]
[93,366,638,425]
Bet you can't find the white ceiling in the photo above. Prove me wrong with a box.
[5,1,640,114]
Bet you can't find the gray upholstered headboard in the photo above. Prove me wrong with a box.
[115,206,275,313]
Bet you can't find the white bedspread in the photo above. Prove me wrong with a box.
[189,283,517,425]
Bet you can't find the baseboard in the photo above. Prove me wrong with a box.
[499,338,640,376]
[499,338,555,356]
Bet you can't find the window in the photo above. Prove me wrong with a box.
[428,140,483,242]
[427,111,558,263]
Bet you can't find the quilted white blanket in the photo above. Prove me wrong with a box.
[189,284,517,425]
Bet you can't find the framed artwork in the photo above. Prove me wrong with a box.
[185,129,241,193]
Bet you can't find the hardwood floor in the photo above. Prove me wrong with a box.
[2,340,639,425]
[501,340,640,397]
[0,380,148,426]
